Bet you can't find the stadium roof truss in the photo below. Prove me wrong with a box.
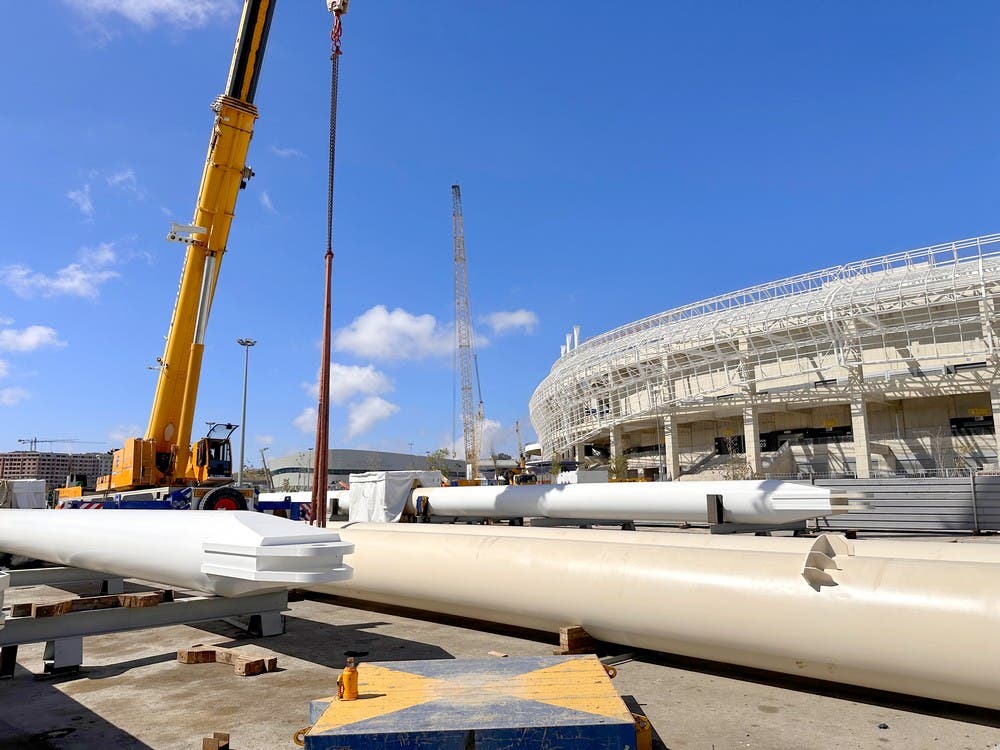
[530,234,1000,453]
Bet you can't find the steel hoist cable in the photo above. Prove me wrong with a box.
[312,11,344,527]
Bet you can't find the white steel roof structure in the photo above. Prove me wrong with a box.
[530,234,1000,454]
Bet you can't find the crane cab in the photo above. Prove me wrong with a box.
[188,423,238,485]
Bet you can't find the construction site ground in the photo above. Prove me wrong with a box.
[2,568,999,750]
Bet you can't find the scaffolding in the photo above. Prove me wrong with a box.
[530,234,1000,455]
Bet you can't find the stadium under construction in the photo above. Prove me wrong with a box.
[531,233,1000,481]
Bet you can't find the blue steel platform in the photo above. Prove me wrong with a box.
[305,655,637,749]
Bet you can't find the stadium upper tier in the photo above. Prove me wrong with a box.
[530,233,1000,455]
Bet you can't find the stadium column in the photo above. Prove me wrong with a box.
[574,443,585,464]
[851,396,872,478]
[663,413,680,480]
[609,424,623,463]
[742,406,762,477]
[990,385,1000,461]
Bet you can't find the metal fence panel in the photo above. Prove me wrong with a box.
[812,477,1000,532]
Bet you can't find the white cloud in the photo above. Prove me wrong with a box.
[106,168,146,199]
[347,396,399,438]
[64,0,238,29]
[260,191,276,213]
[68,184,94,217]
[0,387,29,407]
[256,435,275,446]
[335,306,454,361]
[1,242,119,299]
[0,360,8,378]
[271,145,305,158]
[450,417,506,460]
[81,242,117,266]
[0,325,65,352]
[108,424,142,442]
[482,309,539,336]
[294,407,317,434]
[304,362,393,404]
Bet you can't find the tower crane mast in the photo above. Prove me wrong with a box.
[452,184,484,482]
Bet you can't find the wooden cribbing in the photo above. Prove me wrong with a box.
[177,644,278,677]
[11,591,165,619]
[553,625,596,655]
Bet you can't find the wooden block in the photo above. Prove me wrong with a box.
[26,590,165,619]
[202,732,230,750]
[118,591,163,608]
[559,625,595,651]
[177,646,219,665]
[177,645,277,676]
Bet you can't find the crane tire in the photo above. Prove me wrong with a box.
[197,487,248,511]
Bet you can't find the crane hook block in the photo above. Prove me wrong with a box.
[327,0,349,14]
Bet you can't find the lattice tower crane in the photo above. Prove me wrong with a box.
[451,184,485,481]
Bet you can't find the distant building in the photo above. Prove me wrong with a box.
[269,449,465,490]
[0,451,112,492]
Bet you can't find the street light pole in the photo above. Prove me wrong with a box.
[236,338,257,486]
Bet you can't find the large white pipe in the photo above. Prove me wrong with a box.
[0,511,353,597]
[314,523,1000,710]
[412,480,846,524]
[330,521,1000,565]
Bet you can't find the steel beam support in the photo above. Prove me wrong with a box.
[0,590,288,647]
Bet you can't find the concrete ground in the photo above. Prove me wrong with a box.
[1,580,998,750]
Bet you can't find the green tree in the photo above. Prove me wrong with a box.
[609,453,629,481]
[550,452,562,478]
[425,448,452,476]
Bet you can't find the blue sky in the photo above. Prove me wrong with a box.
[1,1,999,464]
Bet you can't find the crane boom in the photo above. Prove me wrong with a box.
[98,0,278,493]
[452,184,482,482]
[145,0,276,483]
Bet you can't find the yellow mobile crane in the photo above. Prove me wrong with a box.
[75,0,349,511]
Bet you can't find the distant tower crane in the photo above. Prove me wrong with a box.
[452,184,485,482]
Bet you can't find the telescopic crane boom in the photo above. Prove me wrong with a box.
[99,0,344,496]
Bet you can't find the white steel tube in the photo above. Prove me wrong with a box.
[0,511,353,597]
[315,524,1000,710]
[412,480,846,524]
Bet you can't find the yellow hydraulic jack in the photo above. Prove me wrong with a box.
[337,651,368,701]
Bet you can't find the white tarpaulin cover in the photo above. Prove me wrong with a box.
[347,471,442,523]
[0,480,46,509]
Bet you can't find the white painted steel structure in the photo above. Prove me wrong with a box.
[412,480,846,524]
[530,233,1000,476]
[315,524,1000,710]
[0,511,353,597]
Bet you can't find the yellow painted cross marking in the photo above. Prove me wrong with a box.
[311,657,630,733]
[489,658,634,722]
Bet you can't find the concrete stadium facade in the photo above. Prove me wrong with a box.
[529,234,1000,479]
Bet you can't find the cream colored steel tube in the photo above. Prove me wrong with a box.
[412,480,844,524]
[0,511,353,597]
[348,522,1000,565]
[315,524,1000,710]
